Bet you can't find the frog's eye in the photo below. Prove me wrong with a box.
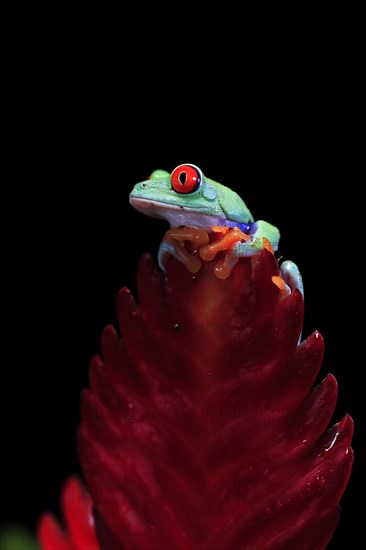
[171,164,202,194]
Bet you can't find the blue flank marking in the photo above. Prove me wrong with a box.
[225,220,252,234]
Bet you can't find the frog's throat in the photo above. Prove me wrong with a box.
[129,197,249,232]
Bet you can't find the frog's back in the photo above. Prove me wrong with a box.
[208,179,254,224]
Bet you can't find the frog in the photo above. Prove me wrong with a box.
[129,163,303,293]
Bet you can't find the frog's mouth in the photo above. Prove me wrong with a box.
[129,196,225,231]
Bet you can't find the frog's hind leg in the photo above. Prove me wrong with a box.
[280,260,304,344]
[232,220,281,258]
[280,260,304,297]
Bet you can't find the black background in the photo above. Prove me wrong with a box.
[1,25,364,548]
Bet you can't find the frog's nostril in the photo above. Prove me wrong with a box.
[142,183,147,188]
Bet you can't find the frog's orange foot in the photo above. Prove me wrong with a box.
[198,227,252,279]
[158,227,210,274]
[159,226,273,280]
[200,227,251,262]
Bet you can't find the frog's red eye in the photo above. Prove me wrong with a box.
[171,164,202,194]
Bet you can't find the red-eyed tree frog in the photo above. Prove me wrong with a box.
[130,163,303,294]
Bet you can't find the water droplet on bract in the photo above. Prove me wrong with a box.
[173,323,180,331]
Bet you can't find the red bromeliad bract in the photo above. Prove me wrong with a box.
[38,477,98,550]
[38,248,353,550]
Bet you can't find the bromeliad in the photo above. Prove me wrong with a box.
[34,163,353,550]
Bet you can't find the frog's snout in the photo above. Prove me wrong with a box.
[129,181,149,200]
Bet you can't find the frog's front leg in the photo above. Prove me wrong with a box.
[158,227,210,274]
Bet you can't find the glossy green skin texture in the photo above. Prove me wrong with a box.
[130,169,254,224]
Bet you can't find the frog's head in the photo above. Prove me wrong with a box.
[129,163,253,230]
